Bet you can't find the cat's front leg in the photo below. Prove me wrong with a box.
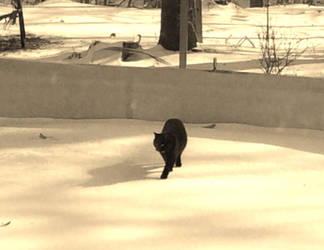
[176,154,182,167]
[161,153,167,164]
[161,153,172,172]
[160,166,170,179]
[160,157,175,179]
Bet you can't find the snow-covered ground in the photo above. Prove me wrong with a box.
[1,118,324,250]
[1,1,324,249]
[1,0,324,77]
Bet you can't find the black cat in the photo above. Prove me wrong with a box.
[153,118,187,179]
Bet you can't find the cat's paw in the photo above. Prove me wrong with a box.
[160,171,169,179]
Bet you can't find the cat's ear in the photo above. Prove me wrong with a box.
[154,132,158,137]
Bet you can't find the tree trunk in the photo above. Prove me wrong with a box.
[16,0,26,49]
[158,0,197,51]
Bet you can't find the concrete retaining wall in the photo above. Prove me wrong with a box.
[1,58,324,130]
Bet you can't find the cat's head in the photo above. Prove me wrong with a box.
[153,132,167,153]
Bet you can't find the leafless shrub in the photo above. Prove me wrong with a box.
[258,28,307,75]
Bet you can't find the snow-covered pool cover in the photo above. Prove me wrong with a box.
[1,118,324,249]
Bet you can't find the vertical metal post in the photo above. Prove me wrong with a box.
[16,0,25,49]
[266,0,269,42]
[179,0,188,69]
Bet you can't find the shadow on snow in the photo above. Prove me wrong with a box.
[82,162,162,187]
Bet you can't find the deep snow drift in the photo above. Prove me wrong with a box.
[1,118,324,250]
[1,0,324,76]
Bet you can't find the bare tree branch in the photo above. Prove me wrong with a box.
[258,27,308,75]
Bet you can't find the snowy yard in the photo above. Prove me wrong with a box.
[1,0,324,76]
[1,118,324,250]
[1,1,324,249]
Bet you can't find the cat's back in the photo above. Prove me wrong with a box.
[162,118,187,142]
